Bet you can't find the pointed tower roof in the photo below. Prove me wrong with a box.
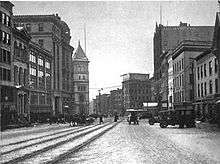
[73,40,88,61]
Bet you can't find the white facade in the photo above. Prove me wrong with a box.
[167,52,174,109]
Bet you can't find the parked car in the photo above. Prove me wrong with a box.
[158,109,196,128]
[148,116,160,125]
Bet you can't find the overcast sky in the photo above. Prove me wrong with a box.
[12,1,218,100]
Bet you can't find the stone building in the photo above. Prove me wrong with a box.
[153,22,214,109]
[28,41,52,122]
[72,41,89,115]
[14,14,74,115]
[194,49,219,122]
[172,40,212,110]
[109,88,123,116]
[122,73,151,110]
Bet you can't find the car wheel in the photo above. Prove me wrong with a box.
[160,122,167,128]
[149,119,154,125]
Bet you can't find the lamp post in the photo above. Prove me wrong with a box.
[98,88,103,115]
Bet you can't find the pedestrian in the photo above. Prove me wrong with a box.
[99,115,103,124]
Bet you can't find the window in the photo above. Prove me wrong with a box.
[198,84,200,98]
[38,57,43,66]
[181,58,184,70]
[209,61,212,76]
[201,65,203,79]
[38,23,44,31]
[197,67,200,80]
[6,15,10,27]
[1,31,10,45]
[204,82,207,96]
[201,83,203,97]
[1,13,6,24]
[204,64,206,77]
[0,48,11,64]
[30,67,36,76]
[30,52,36,63]
[215,79,218,94]
[39,93,45,104]
[45,61,50,69]
[46,94,51,105]
[209,80,213,94]
[38,39,44,47]
[30,93,38,105]
[38,70,44,77]
[215,58,218,74]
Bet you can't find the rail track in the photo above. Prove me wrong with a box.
[1,121,120,164]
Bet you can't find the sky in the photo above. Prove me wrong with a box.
[12,0,219,100]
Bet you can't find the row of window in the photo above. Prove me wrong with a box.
[197,79,218,98]
[1,12,11,27]
[197,58,218,80]
[174,91,184,103]
[173,58,184,73]
[174,74,184,89]
[1,31,11,45]
[0,67,11,81]
[78,86,86,91]
[29,74,51,90]
[0,48,11,64]
[24,23,44,32]
[30,93,51,105]
[14,66,28,86]
[30,51,51,69]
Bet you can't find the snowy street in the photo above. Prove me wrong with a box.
[1,119,220,164]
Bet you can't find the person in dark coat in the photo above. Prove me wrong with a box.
[99,115,103,124]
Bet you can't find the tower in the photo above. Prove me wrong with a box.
[72,41,89,115]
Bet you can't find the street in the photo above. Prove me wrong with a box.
[1,119,220,164]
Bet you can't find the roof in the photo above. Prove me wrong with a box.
[195,49,212,61]
[72,41,88,61]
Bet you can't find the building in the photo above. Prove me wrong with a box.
[28,41,53,122]
[72,41,89,115]
[109,88,123,116]
[100,94,110,116]
[14,14,74,115]
[153,22,214,109]
[167,50,174,109]
[12,26,31,120]
[122,73,151,110]
[172,40,212,111]
[1,1,15,129]
[194,49,219,122]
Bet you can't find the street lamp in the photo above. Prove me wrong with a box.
[98,88,103,115]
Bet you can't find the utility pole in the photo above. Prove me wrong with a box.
[98,88,103,115]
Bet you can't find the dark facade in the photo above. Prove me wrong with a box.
[122,73,151,110]
[14,14,74,115]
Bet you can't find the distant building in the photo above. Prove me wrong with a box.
[14,14,74,115]
[172,40,212,110]
[72,41,89,115]
[109,88,123,116]
[100,94,110,115]
[194,49,219,121]
[122,73,151,110]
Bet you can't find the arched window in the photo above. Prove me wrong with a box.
[79,94,85,102]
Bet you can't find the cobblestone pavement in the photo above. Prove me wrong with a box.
[60,119,220,164]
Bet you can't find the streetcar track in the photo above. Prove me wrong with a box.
[1,124,97,155]
[2,122,112,164]
[45,121,121,164]
[1,125,88,147]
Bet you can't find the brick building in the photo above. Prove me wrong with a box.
[122,73,151,110]
[14,14,74,115]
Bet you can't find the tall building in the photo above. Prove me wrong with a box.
[72,41,89,115]
[172,40,211,110]
[1,1,15,129]
[14,14,74,115]
[153,22,214,109]
[122,73,151,110]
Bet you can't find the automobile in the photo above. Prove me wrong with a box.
[126,109,139,125]
[148,115,160,125]
[158,109,196,128]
